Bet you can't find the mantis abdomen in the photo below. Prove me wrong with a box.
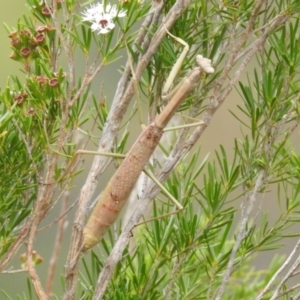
[82,124,164,251]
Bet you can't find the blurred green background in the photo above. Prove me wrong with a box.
[0,1,30,298]
[1,1,300,299]
[0,1,25,85]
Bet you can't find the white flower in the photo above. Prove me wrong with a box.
[82,2,126,35]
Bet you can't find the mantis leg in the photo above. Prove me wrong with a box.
[71,150,185,225]
[162,29,190,97]
[131,168,184,228]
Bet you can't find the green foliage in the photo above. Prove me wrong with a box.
[1,0,300,299]
[0,89,37,255]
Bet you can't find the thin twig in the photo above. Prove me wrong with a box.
[268,242,300,299]
[26,246,48,300]
[2,269,26,274]
[212,0,266,96]
[164,255,186,298]
[46,193,69,297]
[273,281,300,299]
[215,170,266,300]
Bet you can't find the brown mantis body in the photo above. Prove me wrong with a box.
[82,54,214,251]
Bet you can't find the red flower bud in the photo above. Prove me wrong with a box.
[11,38,21,47]
[49,77,59,87]
[36,75,49,85]
[8,31,18,39]
[36,25,52,32]
[20,47,31,57]
[35,33,46,44]
[28,107,35,116]
[42,6,52,16]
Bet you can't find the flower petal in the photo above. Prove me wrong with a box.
[81,1,126,35]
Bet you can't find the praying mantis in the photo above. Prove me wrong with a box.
[82,33,215,251]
